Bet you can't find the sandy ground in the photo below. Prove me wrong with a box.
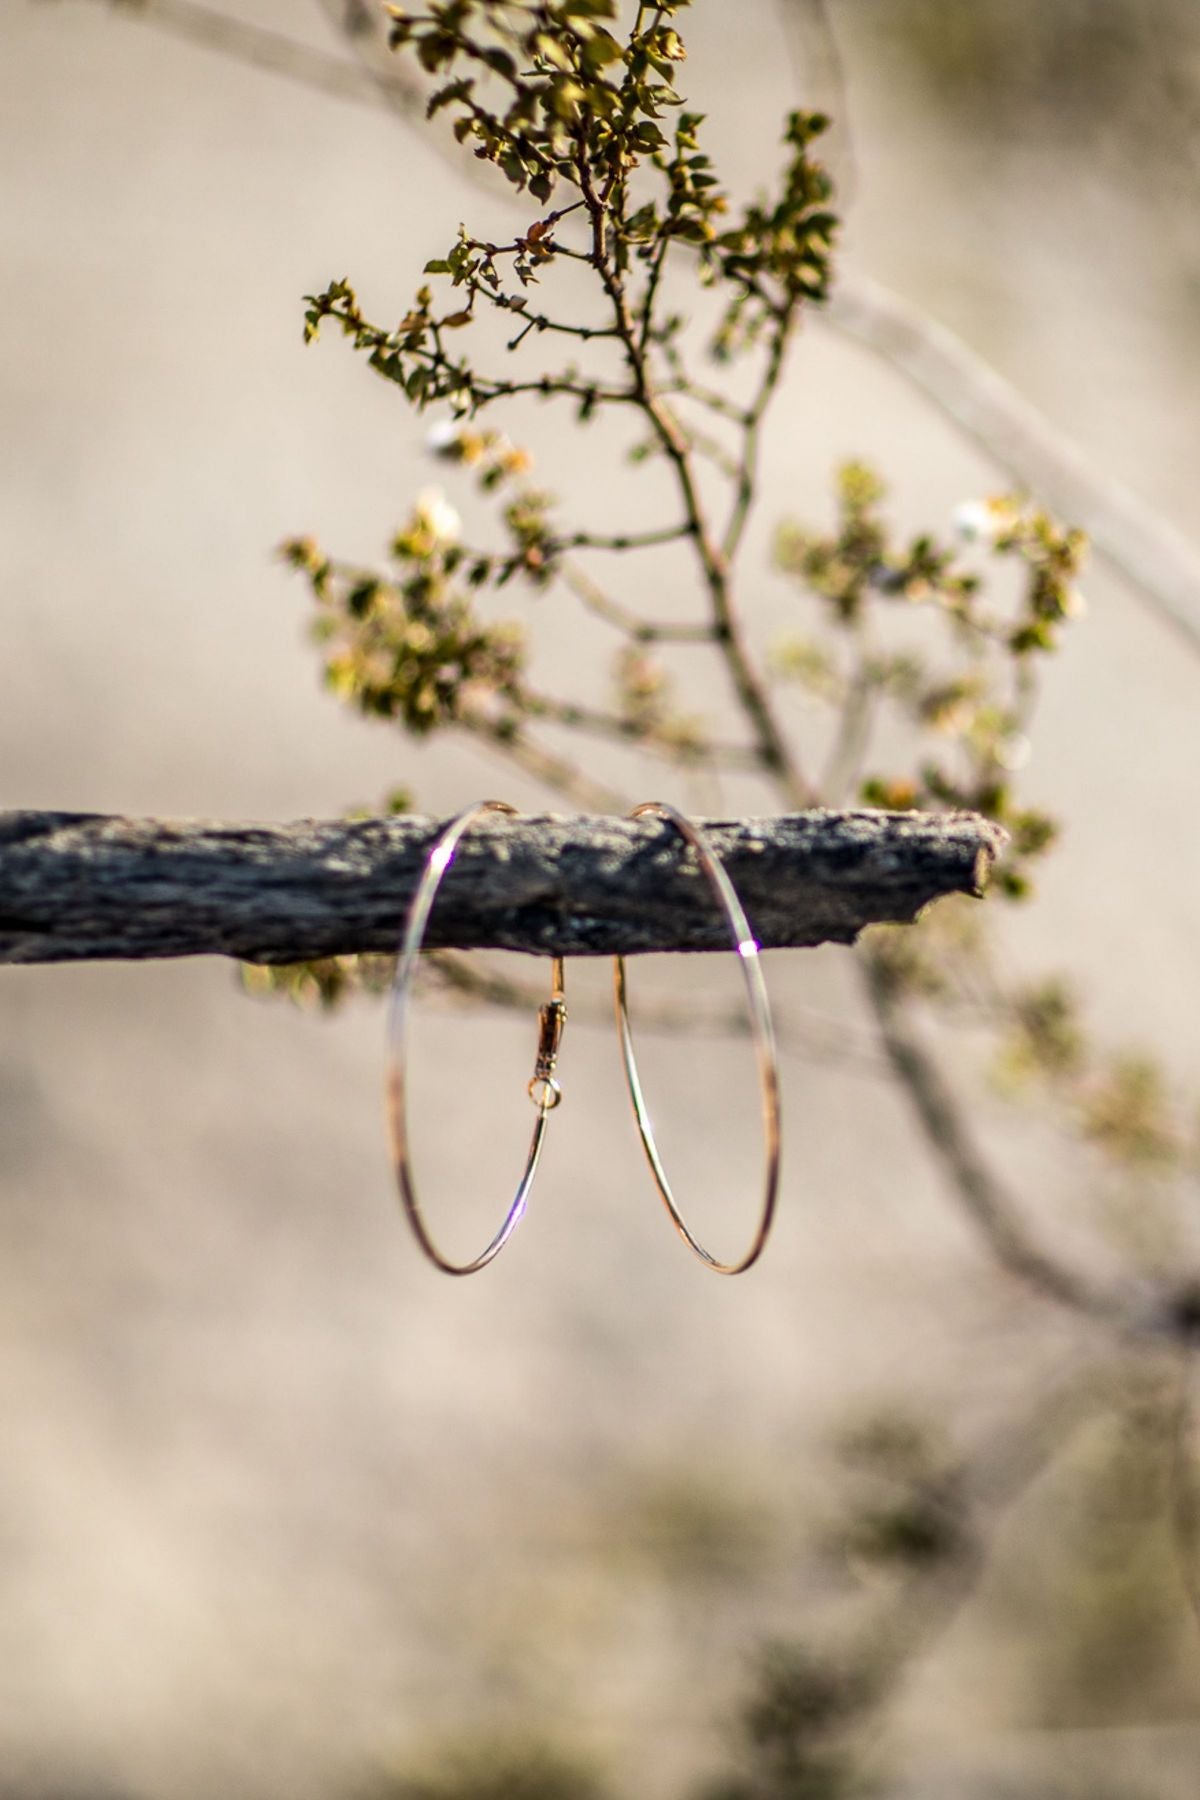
[3,3,1200,1795]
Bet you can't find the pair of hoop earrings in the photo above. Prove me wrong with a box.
[384,800,781,1277]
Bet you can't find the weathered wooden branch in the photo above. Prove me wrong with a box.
[0,809,1005,965]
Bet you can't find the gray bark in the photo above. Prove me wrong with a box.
[0,808,1006,965]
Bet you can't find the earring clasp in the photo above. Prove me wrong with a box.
[528,956,567,1110]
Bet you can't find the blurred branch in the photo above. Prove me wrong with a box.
[1168,1354,1200,1640]
[312,0,432,124]
[772,0,1200,662]
[0,807,1003,965]
[825,275,1200,663]
[516,689,763,770]
[859,1367,1107,1733]
[775,0,859,205]
[54,0,425,114]
[860,947,1178,1337]
[460,714,631,815]
[819,622,875,804]
[555,558,718,644]
[428,952,889,1076]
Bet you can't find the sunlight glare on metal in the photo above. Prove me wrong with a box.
[737,937,759,959]
[430,838,456,877]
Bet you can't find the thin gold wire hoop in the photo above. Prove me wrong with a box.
[614,802,781,1276]
[385,800,567,1276]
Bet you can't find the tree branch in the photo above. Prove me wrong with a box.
[774,0,859,206]
[426,952,889,1075]
[0,808,1004,965]
[56,0,422,114]
[859,946,1173,1334]
[555,558,717,644]
[515,688,763,769]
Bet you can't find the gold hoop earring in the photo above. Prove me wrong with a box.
[614,802,780,1275]
[385,800,567,1275]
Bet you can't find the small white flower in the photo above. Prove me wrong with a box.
[414,486,461,545]
[994,732,1032,772]
[952,496,1014,544]
[424,417,462,458]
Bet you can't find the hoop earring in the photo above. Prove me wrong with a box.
[385,800,567,1275]
[614,802,780,1275]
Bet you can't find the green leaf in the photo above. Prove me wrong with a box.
[481,47,517,79]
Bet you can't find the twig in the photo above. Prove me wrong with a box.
[556,559,717,645]
[859,946,1169,1334]
[53,0,423,113]
[468,371,636,410]
[820,623,877,803]
[0,807,1005,964]
[677,420,742,483]
[660,377,752,429]
[516,690,764,770]
[1168,1353,1200,1642]
[460,713,628,815]
[722,306,795,562]
[774,0,859,206]
[426,952,889,1075]
[555,521,693,554]
[857,1365,1106,1742]
[581,200,813,801]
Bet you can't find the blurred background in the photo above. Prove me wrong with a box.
[3,2,1200,1795]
